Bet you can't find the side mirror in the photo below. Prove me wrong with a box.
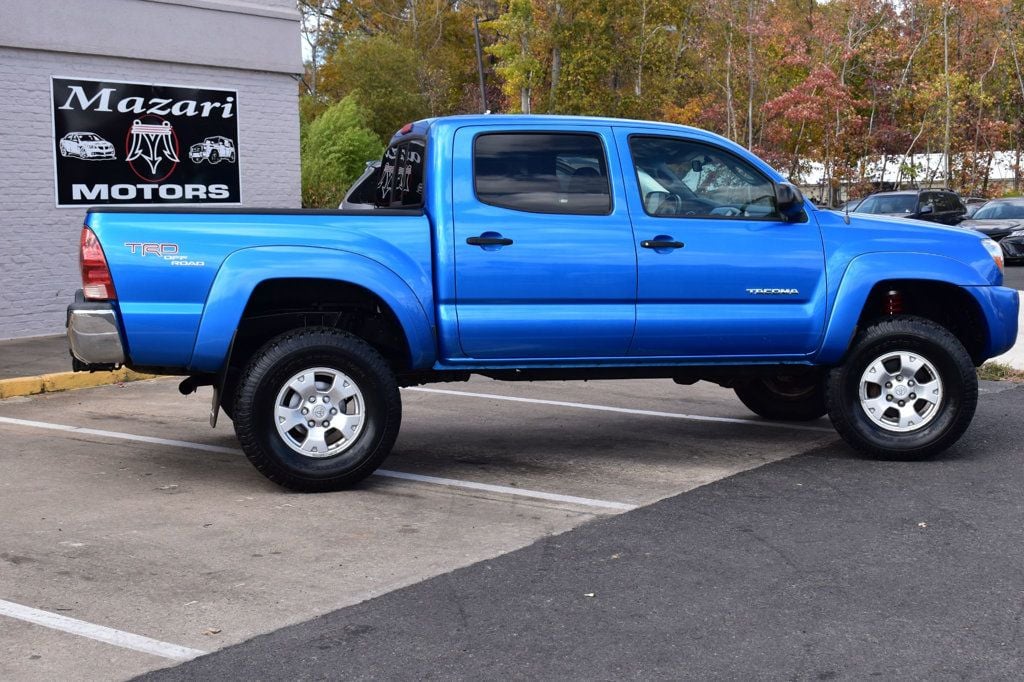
[774,182,807,222]
[919,203,934,215]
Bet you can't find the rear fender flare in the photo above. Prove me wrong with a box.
[189,246,435,372]
[817,252,991,364]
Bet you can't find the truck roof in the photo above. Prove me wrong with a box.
[390,114,734,147]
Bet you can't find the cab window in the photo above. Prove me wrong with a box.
[628,136,779,220]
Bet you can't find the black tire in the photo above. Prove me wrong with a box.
[734,372,827,421]
[233,327,401,492]
[826,316,977,460]
[209,149,220,164]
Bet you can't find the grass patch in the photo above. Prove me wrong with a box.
[978,361,1024,382]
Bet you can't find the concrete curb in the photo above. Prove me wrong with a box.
[0,369,160,400]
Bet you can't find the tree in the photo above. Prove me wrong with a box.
[485,0,544,112]
[301,96,384,208]
[319,35,429,140]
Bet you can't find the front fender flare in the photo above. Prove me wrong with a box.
[188,246,435,372]
[816,252,992,364]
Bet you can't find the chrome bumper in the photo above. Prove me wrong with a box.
[66,294,125,368]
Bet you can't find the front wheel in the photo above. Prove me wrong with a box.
[233,327,401,492]
[826,316,977,460]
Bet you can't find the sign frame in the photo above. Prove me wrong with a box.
[50,76,244,208]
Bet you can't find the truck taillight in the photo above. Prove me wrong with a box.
[80,226,116,300]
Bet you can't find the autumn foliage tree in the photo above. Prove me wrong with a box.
[299,0,1024,206]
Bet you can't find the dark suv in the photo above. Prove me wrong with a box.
[854,189,967,225]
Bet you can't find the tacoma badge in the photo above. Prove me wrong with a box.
[746,288,800,295]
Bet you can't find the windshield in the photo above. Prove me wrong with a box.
[856,195,917,214]
[79,134,101,141]
[972,202,1024,220]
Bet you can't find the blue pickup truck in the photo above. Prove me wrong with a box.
[67,115,1019,491]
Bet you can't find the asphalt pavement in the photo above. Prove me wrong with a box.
[139,380,1024,681]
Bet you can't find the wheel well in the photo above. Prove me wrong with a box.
[222,279,412,407]
[857,280,988,365]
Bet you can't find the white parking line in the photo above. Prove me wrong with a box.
[405,387,836,433]
[0,599,206,662]
[0,416,635,512]
[373,470,636,510]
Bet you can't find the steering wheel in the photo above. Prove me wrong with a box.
[654,193,684,216]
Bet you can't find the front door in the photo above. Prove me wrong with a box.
[615,130,827,359]
[452,126,637,360]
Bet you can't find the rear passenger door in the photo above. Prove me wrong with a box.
[451,126,637,359]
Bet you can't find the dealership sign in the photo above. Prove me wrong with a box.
[50,77,240,206]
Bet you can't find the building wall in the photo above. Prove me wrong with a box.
[0,0,301,339]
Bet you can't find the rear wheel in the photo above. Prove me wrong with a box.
[734,372,827,421]
[233,327,401,491]
[826,316,976,459]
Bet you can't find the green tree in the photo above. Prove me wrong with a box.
[319,35,429,140]
[301,95,384,208]
[485,0,544,113]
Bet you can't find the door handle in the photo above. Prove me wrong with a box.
[641,240,684,249]
[467,235,514,246]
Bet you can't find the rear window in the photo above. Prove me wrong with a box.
[377,139,425,208]
[473,133,611,215]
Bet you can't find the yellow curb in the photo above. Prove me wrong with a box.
[0,368,159,399]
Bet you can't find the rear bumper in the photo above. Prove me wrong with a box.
[66,291,125,369]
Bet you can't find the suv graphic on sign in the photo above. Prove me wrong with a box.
[189,136,236,164]
[59,132,116,160]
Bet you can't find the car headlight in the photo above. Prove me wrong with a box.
[982,238,1004,272]
[1010,230,1024,238]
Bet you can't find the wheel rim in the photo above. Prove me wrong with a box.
[858,350,944,433]
[273,367,365,458]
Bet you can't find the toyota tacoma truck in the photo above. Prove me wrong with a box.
[66,115,1019,492]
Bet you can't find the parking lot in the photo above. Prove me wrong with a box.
[0,375,845,680]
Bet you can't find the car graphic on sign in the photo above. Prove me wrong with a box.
[189,136,236,164]
[59,132,116,160]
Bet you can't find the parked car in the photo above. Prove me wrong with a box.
[959,198,1024,264]
[962,196,988,218]
[59,132,116,160]
[835,198,862,213]
[339,161,380,210]
[189,136,236,164]
[854,189,966,225]
[66,114,1017,492]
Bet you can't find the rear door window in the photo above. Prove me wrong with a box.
[473,133,611,215]
[937,192,961,213]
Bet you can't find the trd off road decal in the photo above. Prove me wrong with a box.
[51,77,240,206]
